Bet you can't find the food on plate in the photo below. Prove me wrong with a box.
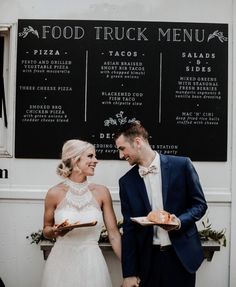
[147,209,172,224]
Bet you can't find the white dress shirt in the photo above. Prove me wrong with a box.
[139,152,171,246]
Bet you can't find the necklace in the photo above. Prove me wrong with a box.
[64,178,89,196]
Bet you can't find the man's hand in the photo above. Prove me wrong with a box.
[160,214,181,231]
[121,277,140,287]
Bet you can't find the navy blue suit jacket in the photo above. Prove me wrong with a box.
[119,154,208,278]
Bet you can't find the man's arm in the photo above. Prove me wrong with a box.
[178,157,208,230]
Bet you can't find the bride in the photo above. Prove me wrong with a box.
[41,139,121,287]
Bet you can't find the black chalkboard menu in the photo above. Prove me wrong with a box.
[15,19,228,160]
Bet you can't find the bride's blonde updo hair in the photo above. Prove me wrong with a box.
[56,139,94,178]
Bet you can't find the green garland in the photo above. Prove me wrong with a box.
[26,229,55,244]
[198,217,227,247]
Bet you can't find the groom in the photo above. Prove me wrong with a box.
[114,121,207,287]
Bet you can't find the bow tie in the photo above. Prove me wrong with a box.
[138,165,158,177]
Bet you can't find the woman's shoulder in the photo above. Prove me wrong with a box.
[89,183,111,202]
[46,181,67,198]
[89,183,109,193]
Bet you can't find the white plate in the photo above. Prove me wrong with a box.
[130,216,178,227]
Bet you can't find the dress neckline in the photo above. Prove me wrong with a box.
[64,178,90,195]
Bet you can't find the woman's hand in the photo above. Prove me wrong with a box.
[52,225,72,237]
[43,225,70,239]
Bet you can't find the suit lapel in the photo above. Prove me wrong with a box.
[160,154,170,207]
[133,166,152,212]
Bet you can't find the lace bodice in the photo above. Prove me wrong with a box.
[54,179,103,244]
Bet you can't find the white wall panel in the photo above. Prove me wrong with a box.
[0,0,234,286]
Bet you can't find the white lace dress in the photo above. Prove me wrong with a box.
[41,179,112,287]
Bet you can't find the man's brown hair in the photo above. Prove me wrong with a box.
[113,120,149,142]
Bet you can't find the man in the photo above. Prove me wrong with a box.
[114,121,208,287]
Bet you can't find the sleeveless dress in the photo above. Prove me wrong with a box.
[41,179,112,287]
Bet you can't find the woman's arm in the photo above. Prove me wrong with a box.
[43,187,61,239]
[101,186,122,260]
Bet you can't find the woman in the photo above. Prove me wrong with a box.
[41,139,121,287]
